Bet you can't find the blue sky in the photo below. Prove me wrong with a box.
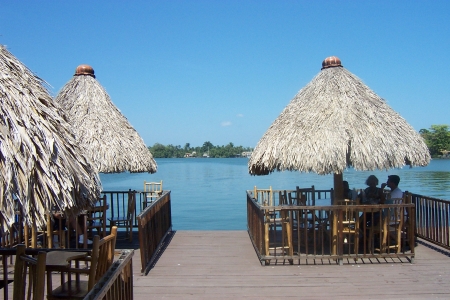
[1,1,449,148]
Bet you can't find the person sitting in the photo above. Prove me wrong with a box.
[381,175,403,203]
[359,175,385,228]
[360,175,385,204]
[343,180,357,200]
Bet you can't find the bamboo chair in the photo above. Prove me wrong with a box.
[336,199,360,255]
[13,244,46,300]
[258,188,293,262]
[253,186,275,224]
[386,197,405,253]
[277,191,293,257]
[47,227,117,299]
[143,180,163,208]
[253,186,273,205]
[255,186,276,225]
[369,201,404,254]
[108,192,136,242]
[86,195,108,239]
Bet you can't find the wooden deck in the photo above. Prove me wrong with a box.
[122,231,450,299]
[2,230,450,299]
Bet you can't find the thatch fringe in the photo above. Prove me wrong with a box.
[54,75,157,173]
[0,45,102,232]
[249,66,430,176]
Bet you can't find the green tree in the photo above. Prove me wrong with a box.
[202,141,214,153]
[148,143,167,158]
[420,125,450,156]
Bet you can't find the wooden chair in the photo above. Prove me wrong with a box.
[108,192,135,242]
[369,202,404,254]
[293,187,320,233]
[296,185,316,206]
[254,186,276,226]
[46,213,67,248]
[253,186,273,205]
[143,180,163,207]
[13,244,46,300]
[47,227,117,299]
[336,199,360,255]
[275,191,293,258]
[295,185,321,240]
[255,187,293,262]
[385,198,405,253]
[86,195,108,239]
[2,213,23,248]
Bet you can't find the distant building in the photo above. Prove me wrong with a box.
[241,151,252,158]
[185,151,197,158]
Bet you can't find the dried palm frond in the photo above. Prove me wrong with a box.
[249,57,430,177]
[54,66,157,174]
[0,45,102,232]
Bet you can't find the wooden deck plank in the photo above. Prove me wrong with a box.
[129,231,450,299]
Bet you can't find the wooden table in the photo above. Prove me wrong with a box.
[46,250,89,297]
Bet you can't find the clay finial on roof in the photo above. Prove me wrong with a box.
[74,65,95,78]
[321,56,342,70]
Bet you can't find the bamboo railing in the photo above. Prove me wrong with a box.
[247,189,416,265]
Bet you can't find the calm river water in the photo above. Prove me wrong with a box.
[100,158,450,230]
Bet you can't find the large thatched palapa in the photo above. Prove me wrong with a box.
[0,45,102,231]
[54,65,157,174]
[249,56,430,199]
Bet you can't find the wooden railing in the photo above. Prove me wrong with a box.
[137,191,172,274]
[0,248,134,300]
[411,193,450,250]
[0,248,14,300]
[102,189,168,227]
[83,250,134,300]
[247,190,416,265]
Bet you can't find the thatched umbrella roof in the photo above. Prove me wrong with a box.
[249,56,430,199]
[54,65,157,174]
[0,45,102,231]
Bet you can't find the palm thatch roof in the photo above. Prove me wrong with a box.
[54,65,157,174]
[0,45,102,231]
[249,56,430,188]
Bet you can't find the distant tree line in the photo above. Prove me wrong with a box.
[148,141,253,158]
[420,125,450,157]
[148,125,450,159]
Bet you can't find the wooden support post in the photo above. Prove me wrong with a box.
[47,213,53,248]
[333,173,344,205]
[332,211,338,256]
